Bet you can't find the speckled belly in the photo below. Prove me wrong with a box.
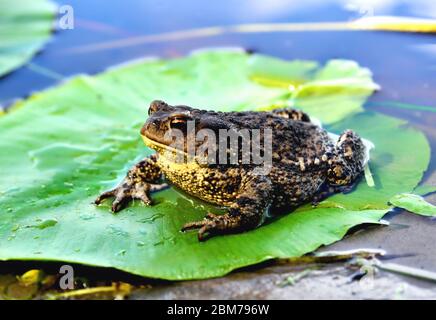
[157,156,239,207]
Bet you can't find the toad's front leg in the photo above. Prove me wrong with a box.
[182,174,272,241]
[95,154,167,212]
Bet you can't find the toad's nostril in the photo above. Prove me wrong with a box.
[141,118,159,135]
[152,119,160,127]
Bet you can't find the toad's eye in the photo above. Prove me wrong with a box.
[169,113,192,127]
[169,114,192,131]
[170,117,186,128]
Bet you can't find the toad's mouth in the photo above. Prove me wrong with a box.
[141,133,188,157]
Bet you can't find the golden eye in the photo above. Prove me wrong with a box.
[169,112,192,128]
[170,118,186,125]
[169,118,189,132]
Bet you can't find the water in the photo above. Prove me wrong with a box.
[34,219,58,230]
[136,213,164,224]
[1,0,435,109]
[0,0,435,272]
[106,224,129,237]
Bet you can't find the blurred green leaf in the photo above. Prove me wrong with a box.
[389,193,436,216]
[0,0,56,77]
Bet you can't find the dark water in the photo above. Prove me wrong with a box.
[1,0,435,272]
[1,0,436,110]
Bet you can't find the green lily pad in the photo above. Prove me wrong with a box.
[0,51,430,279]
[413,184,436,196]
[0,0,56,77]
[291,59,380,124]
[250,55,379,124]
[389,193,436,216]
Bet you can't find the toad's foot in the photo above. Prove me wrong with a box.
[95,182,167,212]
[181,213,246,241]
[95,155,165,212]
[327,130,366,186]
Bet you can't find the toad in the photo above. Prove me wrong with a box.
[95,100,366,241]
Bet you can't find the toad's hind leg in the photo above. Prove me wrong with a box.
[181,174,272,241]
[326,130,366,186]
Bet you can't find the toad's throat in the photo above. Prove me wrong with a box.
[141,134,213,194]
